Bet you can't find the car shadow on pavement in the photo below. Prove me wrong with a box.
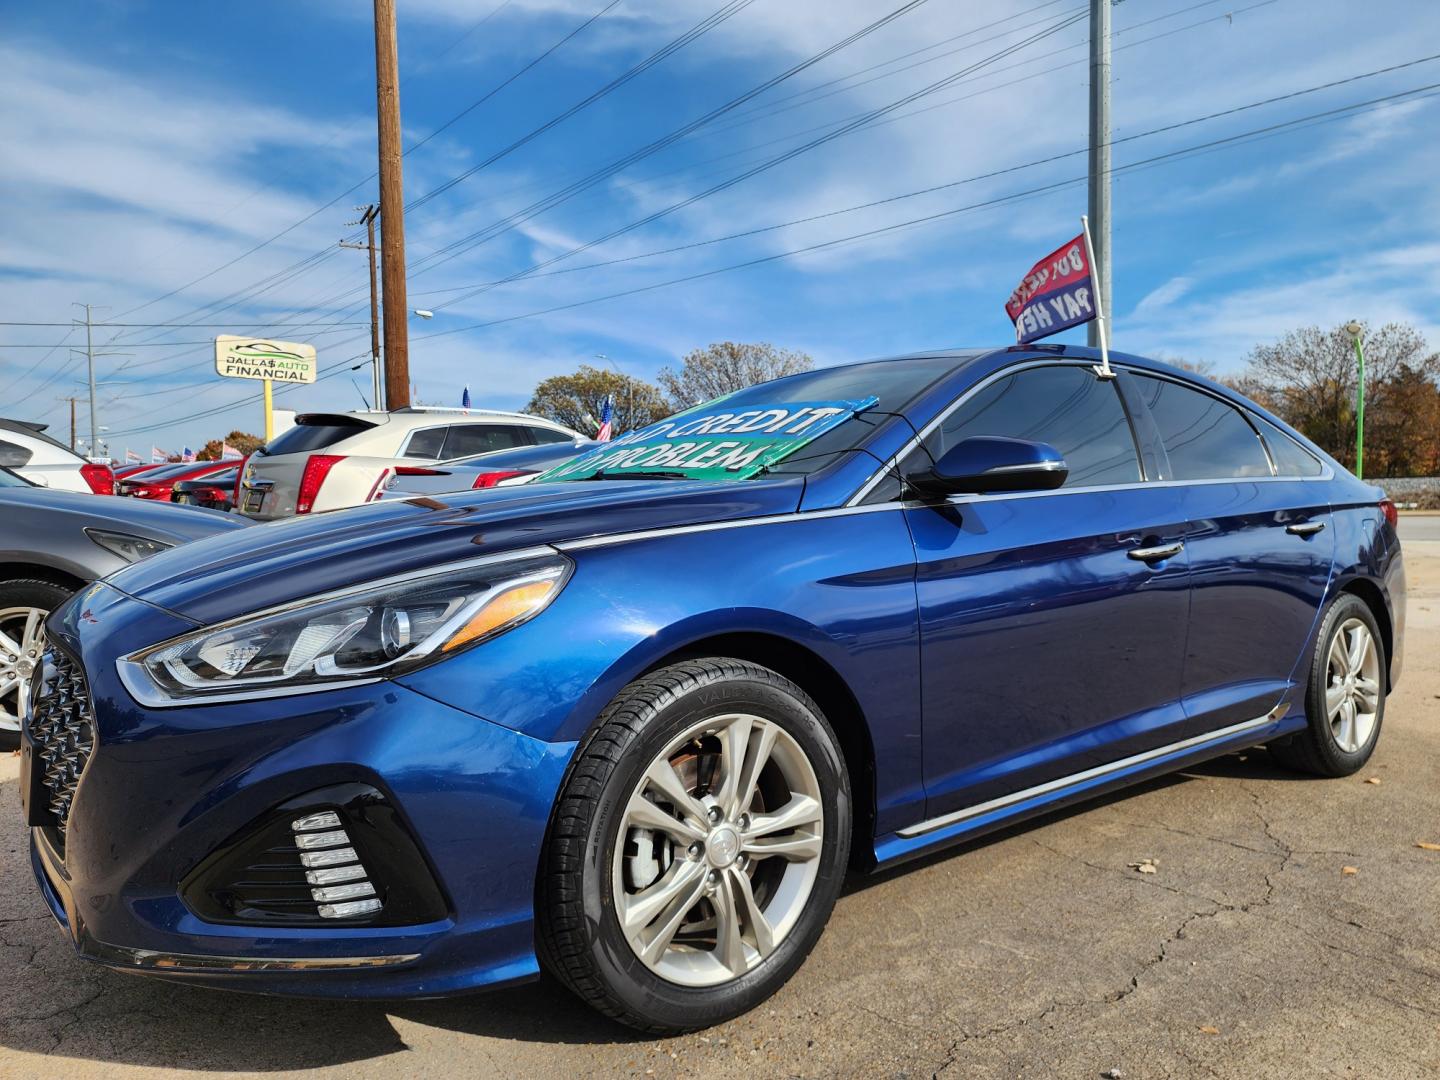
[0,748,1317,1070]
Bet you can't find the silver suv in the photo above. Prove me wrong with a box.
[238,407,581,519]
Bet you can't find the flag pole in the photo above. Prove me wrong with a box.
[1080,215,1113,379]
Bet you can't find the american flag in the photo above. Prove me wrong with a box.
[181,446,195,462]
[595,395,614,442]
[461,385,471,414]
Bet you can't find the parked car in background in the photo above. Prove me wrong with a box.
[114,462,166,482]
[0,466,245,747]
[118,460,234,501]
[238,407,582,520]
[171,466,241,512]
[0,419,112,494]
[375,439,598,500]
[21,347,1405,1032]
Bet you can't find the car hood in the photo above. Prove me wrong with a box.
[0,488,245,544]
[105,476,805,625]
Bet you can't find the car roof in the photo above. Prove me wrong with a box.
[0,417,78,456]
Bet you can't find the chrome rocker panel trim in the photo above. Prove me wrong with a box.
[896,704,1291,839]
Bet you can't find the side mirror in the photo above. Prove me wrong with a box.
[906,436,1068,497]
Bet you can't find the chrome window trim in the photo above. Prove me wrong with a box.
[555,503,906,552]
[847,359,1333,506]
[895,703,1291,839]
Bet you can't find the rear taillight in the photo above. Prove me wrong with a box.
[80,462,114,495]
[472,469,530,489]
[369,465,443,502]
[233,455,248,507]
[1379,497,1398,529]
[296,454,343,514]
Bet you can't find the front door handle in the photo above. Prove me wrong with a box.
[1285,521,1327,536]
[1128,541,1184,562]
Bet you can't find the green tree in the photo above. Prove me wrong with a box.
[525,365,670,437]
[197,430,264,461]
[657,342,813,410]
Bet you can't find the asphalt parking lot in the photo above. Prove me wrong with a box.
[2,522,1437,1079]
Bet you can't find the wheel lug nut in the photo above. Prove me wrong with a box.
[688,842,703,858]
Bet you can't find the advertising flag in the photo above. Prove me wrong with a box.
[461,385,471,414]
[595,395,614,442]
[125,448,142,464]
[1004,234,1097,344]
[151,446,167,464]
[220,441,242,460]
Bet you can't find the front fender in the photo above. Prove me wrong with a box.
[394,507,923,832]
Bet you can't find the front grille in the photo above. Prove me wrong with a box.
[27,647,96,833]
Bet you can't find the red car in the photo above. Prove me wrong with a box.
[113,462,167,481]
[117,460,235,501]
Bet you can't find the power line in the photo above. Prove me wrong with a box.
[107,79,1439,439]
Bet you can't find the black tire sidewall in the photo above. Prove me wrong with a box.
[1303,593,1386,773]
[0,578,71,750]
[574,665,849,1030]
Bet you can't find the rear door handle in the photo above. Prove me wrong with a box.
[1285,521,1327,536]
[1128,541,1184,562]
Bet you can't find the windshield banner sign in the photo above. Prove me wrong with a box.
[1004,233,1097,344]
[538,397,879,483]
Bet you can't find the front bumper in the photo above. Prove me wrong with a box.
[25,583,574,997]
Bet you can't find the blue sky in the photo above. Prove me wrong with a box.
[2,0,1438,454]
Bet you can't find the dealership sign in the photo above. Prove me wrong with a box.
[539,397,879,483]
[214,336,317,383]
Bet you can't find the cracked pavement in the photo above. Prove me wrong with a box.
[0,526,1437,1078]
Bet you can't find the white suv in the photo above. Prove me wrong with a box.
[0,419,114,494]
[237,407,581,520]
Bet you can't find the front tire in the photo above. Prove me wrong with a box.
[538,658,851,1033]
[1270,593,1386,777]
[0,579,73,751]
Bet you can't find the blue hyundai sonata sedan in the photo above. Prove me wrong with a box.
[22,347,1404,1032]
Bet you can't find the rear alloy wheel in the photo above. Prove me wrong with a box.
[539,658,849,1033]
[1270,593,1386,777]
[0,580,72,750]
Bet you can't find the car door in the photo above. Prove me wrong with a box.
[1126,372,1335,732]
[901,362,1192,824]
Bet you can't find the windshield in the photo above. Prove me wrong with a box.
[545,354,966,483]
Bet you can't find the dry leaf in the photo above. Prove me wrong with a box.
[1416,842,1440,851]
[1198,1025,1221,1035]
[1364,777,1381,785]
[1341,866,1359,876]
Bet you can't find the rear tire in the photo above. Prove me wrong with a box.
[537,658,850,1034]
[1269,593,1386,777]
[0,578,74,750]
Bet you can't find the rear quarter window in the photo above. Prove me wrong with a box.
[440,424,529,458]
[403,427,449,459]
[1253,416,1324,477]
[0,439,33,468]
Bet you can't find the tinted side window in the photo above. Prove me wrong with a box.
[923,365,1141,488]
[529,426,576,445]
[1253,416,1323,477]
[441,424,528,459]
[1133,375,1271,480]
[403,427,448,459]
[0,439,32,468]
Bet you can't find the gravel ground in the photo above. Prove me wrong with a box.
[1,527,1437,1079]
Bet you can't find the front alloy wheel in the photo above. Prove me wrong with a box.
[540,658,850,1033]
[0,603,52,748]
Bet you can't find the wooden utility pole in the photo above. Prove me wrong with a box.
[373,0,410,410]
[340,204,383,409]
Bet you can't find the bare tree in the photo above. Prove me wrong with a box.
[657,342,813,409]
[525,365,670,437]
[1237,322,1440,474]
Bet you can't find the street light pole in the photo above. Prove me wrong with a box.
[1086,0,1112,349]
[1345,320,1365,479]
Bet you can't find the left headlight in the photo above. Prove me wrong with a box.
[86,528,173,563]
[118,552,571,705]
